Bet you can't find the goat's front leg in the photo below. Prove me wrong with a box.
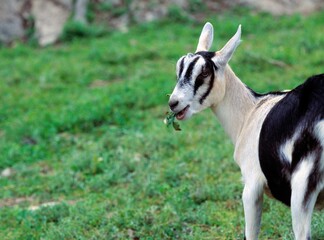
[242,182,264,240]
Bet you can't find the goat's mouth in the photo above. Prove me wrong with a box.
[176,105,189,120]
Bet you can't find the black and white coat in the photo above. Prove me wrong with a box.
[168,23,324,240]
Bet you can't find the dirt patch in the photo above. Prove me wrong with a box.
[89,78,122,88]
[0,196,36,208]
[0,196,78,209]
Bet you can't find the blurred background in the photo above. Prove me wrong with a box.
[1,0,324,46]
[0,0,324,239]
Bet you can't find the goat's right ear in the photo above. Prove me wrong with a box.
[195,22,214,53]
[213,25,242,67]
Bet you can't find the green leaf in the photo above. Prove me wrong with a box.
[172,121,181,131]
[164,111,181,131]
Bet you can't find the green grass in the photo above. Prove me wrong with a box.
[1,9,324,239]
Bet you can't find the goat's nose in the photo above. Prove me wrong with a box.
[169,100,179,110]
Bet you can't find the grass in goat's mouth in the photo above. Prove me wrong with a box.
[164,111,181,131]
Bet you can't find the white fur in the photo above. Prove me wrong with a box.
[315,120,324,157]
[314,121,324,210]
[214,25,242,67]
[196,22,214,52]
[291,159,317,240]
[314,121,324,186]
[280,139,294,163]
[280,130,300,164]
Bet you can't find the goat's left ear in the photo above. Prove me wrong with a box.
[196,22,214,52]
[213,25,242,67]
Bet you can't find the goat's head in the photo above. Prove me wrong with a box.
[168,23,242,120]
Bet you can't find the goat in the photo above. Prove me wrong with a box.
[168,22,324,240]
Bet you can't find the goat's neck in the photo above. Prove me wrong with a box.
[211,66,257,145]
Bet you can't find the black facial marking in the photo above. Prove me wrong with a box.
[184,56,200,82]
[194,51,218,104]
[196,51,216,59]
[199,62,216,104]
[194,74,205,95]
[259,74,324,206]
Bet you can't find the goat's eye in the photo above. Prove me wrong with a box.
[201,72,209,78]
[199,68,210,78]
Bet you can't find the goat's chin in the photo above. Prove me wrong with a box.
[181,113,193,121]
[176,106,205,121]
[181,108,199,121]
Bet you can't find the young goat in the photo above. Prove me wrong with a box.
[168,23,324,240]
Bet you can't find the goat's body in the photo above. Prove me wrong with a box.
[169,23,323,239]
[231,73,324,239]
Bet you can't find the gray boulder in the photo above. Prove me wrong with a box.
[240,0,324,15]
[0,0,26,44]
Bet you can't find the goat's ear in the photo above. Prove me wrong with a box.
[213,25,241,67]
[195,22,214,52]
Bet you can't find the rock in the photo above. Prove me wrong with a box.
[32,0,72,46]
[0,0,323,46]
[91,0,130,31]
[0,0,27,44]
[73,0,88,23]
[130,0,188,23]
[240,0,324,15]
[109,13,130,32]
[1,168,14,178]
[93,0,189,31]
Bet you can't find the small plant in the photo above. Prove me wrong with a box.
[164,111,181,131]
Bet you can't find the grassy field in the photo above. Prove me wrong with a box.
[0,8,323,239]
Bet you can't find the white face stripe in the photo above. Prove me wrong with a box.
[176,56,186,78]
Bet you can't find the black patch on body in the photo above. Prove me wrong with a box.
[259,74,324,206]
[247,86,288,100]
